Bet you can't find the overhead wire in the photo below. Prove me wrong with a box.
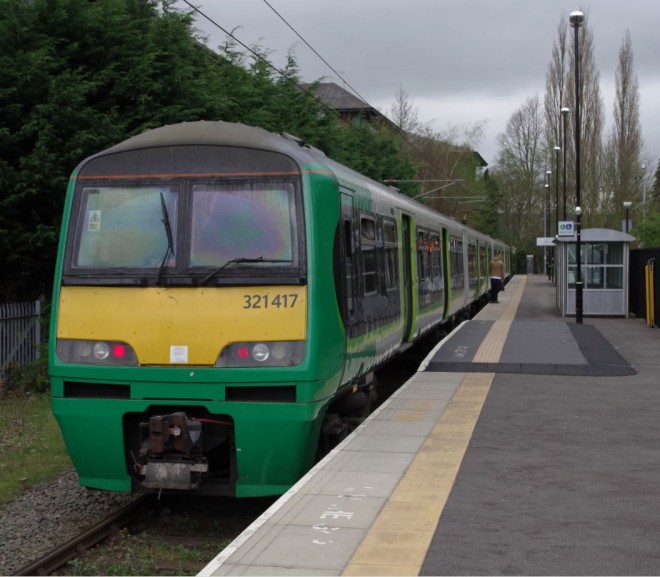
[254,1,430,162]
[178,0,344,122]
[259,0,371,106]
[178,0,428,188]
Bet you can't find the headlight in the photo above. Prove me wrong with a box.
[215,341,305,367]
[57,339,138,366]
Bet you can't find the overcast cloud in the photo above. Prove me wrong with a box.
[183,0,660,169]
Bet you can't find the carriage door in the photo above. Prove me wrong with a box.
[402,214,414,341]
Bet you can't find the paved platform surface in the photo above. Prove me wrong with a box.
[200,275,660,576]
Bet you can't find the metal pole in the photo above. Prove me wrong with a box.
[642,166,647,225]
[623,201,632,233]
[544,182,548,277]
[570,10,584,324]
[545,170,552,280]
[554,147,560,237]
[561,107,569,221]
[553,147,560,282]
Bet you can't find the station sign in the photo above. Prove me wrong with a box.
[558,221,575,237]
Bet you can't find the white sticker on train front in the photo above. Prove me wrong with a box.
[170,345,189,363]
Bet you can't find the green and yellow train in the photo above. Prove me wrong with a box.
[49,121,510,497]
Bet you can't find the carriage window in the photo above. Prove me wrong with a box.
[450,236,464,289]
[361,215,377,295]
[383,219,399,291]
[468,240,477,286]
[480,245,488,279]
[190,182,296,267]
[417,230,430,281]
[430,234,442,287]
[73,186,178,268]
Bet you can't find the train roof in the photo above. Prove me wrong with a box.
[102,121,308,156]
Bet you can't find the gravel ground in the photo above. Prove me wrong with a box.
[0,468,138,575]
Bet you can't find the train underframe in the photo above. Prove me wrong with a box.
[122,375,378,497]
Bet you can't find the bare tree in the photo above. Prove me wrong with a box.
[544,14,569,156]
[389,85,420,135]
[562,11,605,225]
[495,95,546,249]
[606,30,644,228]
[388,87,489,221]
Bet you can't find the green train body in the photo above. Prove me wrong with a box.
[49,121,510,497]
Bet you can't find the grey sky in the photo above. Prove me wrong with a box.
[185,0,659,170]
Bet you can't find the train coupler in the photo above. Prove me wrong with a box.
[137,411,208,491]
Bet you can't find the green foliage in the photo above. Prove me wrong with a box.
[64,528,225,575]
[630,209,660,248]
[471,172,501,237]
[0,0,416,300]
[329,119,417,185]
[2,346,49,395]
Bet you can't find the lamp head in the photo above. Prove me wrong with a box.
[554,146,561,152]
[561,107,570,117]
[569,11,584,27]
[575,206,582,216]
[623,201,632,209]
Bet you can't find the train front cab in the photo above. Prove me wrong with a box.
[49,131,348,498]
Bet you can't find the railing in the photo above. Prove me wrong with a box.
[646,258,656,327]
[0,300,43,377]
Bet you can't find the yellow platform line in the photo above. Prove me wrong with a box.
[474,276,526,363]
[342,276,527,576]
[342,373,493,576]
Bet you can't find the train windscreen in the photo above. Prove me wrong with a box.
[190,182,297,267]
[73,185,178,269]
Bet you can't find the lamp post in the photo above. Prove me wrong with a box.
[561,107,569,220]
[553,146,560,282]
[544,181,549,277]
[554,146,560,235]
[570,10,584,324]
[623,201,632,233]
[546,171,551,279]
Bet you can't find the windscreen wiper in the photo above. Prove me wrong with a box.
[157,192,175,284]
[202,257,292,285]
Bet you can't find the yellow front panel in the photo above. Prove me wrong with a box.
[57,286,307,365]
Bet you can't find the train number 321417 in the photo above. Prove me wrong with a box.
[242,293,299,309]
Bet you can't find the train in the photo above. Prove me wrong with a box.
[49,120,510,497]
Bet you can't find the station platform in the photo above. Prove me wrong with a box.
[199,274,660,576]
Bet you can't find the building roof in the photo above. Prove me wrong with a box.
[554,228,636,243]
[301,82,372,112]
[303,82,488,168]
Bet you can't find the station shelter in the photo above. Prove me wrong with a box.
[555,228,635,317]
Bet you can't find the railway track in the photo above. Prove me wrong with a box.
[13,496,152,576]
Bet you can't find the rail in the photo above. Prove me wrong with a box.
[12,496,150,576]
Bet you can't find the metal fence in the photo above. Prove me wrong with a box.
[630,248,660,328]
[0,300,43,376]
